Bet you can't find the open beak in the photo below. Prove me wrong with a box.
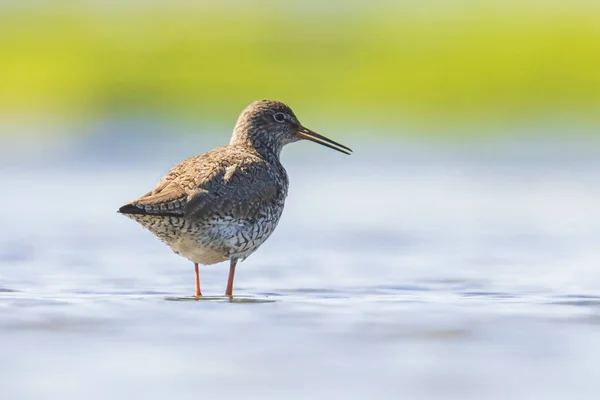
[296,126,353,155]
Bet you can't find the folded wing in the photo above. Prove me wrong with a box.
[118,148,280,221]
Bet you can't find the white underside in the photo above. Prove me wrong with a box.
[169,234,229,265]
[128,204,284,266]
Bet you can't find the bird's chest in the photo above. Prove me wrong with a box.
[202,201,284,257]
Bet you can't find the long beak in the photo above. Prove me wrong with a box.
[296,126,353,155]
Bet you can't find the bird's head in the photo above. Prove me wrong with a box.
[231,100,352,158]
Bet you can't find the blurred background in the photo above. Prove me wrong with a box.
[1,0,599,142]
[1,1,600,400]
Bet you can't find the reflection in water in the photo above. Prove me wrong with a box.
[164,296,276,303]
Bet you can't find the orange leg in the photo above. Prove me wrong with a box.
[194,263,202,297]
[225,258,238,297]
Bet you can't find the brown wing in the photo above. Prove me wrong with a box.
[184,163,278,221]
[118,147,279,220]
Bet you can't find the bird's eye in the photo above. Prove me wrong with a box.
[273,112,286,123]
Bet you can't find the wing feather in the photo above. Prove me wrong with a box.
[118,146,281,220]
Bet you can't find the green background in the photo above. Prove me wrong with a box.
[1,1,599,136]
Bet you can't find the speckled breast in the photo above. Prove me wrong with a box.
[126,200,285,265]
[200,200,285,261]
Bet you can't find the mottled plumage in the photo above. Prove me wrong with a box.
[119,100,352,296]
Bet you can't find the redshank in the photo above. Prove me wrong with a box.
[118,100,352,297]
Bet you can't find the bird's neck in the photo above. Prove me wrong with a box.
[230,128,283,164]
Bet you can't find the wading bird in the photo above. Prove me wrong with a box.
[119,100,352,296]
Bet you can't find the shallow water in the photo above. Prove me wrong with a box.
[2,137,600,399]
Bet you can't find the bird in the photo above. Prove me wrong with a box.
[118,100,352,297]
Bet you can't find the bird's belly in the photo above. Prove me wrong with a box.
[125,204,284,265]
[169,234,228,265]
[125,214,226,264]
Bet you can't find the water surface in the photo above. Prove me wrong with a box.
[1,137,600,399]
